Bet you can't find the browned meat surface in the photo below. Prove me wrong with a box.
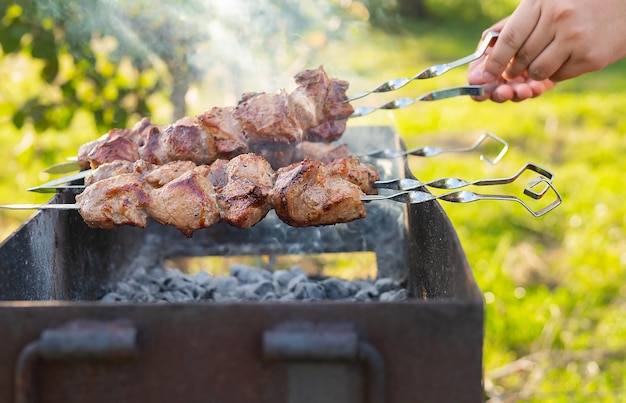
[76,66,353,170]
[76,173,151,229]
[198,107,248,158]
[296,142,350,163]
[289,66,354,142]
[273,159,366,227]
[324,156,380,195]
[82,129,140,170]
[163,116,218,165]
[147,171,220,237]
[213,154,275,228]
[144,160,198,188]
[85,160,135,187]
[233,90,302,144]
[76,155,377,235]
[85,160,155,187]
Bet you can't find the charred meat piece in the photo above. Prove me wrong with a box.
[79,129,140,170]
[85,160,155,187]
[289,66,354,142]
[144,160,198,188]
[75,155,378,234]
[324,156,380,195]
[233,90,302,144]
[75,66,354,170]
[85,160,135,187]
[198,107,249,158]
[76,173,151,229]
[273,159,366,227]
[212,154,276,228]
[296,142,350,163]
[147,170,220,238]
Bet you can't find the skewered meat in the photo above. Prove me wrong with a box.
[295,142,350,163]
[211,153,275,228]
[273,159,366,227]
[76,155,379,236]
[77,173,151,229]
[147,170,221,238]
[77,66,354,170]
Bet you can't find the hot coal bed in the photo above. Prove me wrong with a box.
[0,127,484,403]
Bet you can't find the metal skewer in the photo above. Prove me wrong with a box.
[43,157,79,174]
[27,170,91,193]
[1,176,562,217]
[374,162,554,200]
[0,203,79,210]
[357,132,508,165]
[349,85,485,118]
[362,177,561,217]
[345,31,499,103]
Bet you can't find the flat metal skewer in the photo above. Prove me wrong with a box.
[0,203,79,210]
[356,132,508,165]
[362,177,562,217]
[349,85,485,118]
[345,31,499,102]
[374,162,554,200]
[1,176,561,217]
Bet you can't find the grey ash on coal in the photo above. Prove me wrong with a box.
[101,265,409,303]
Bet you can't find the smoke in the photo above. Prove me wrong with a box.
[34,0,365,108]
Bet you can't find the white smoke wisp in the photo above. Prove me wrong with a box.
[35,0,365,109]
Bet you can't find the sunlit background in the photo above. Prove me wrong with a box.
[1,1,625,401]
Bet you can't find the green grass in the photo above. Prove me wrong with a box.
[1,17,625,402]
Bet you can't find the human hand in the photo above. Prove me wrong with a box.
[483,0,626,84]
[467,45,556,102]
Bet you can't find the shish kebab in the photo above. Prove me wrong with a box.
[74,65,354,173]
[72,154,379,237]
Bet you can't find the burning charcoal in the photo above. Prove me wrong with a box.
[230,264,272,284]
[101,263,410,303]
[379,289,409,302]
[321,278,353,299]
[293,282,325,300]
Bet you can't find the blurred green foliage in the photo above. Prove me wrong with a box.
[1,1,625,401]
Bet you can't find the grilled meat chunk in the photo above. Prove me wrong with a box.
[212,154,275,228]
[79,129,140,170]
[198,107,248,158]
[144,160,198,188]
[76,173,151,229]
[76,66,353,170]
[147,170,220,238]
[273,159,366,227]
[233,90,302,144]
[296,142,350,163]
[324,156,380,195]
[289,66,354,142]
[76,154,378,234]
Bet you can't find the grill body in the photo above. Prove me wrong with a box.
[0,127,484,403]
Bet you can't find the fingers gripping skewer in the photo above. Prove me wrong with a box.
[345,31,499,103]
[357,133,508,165]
